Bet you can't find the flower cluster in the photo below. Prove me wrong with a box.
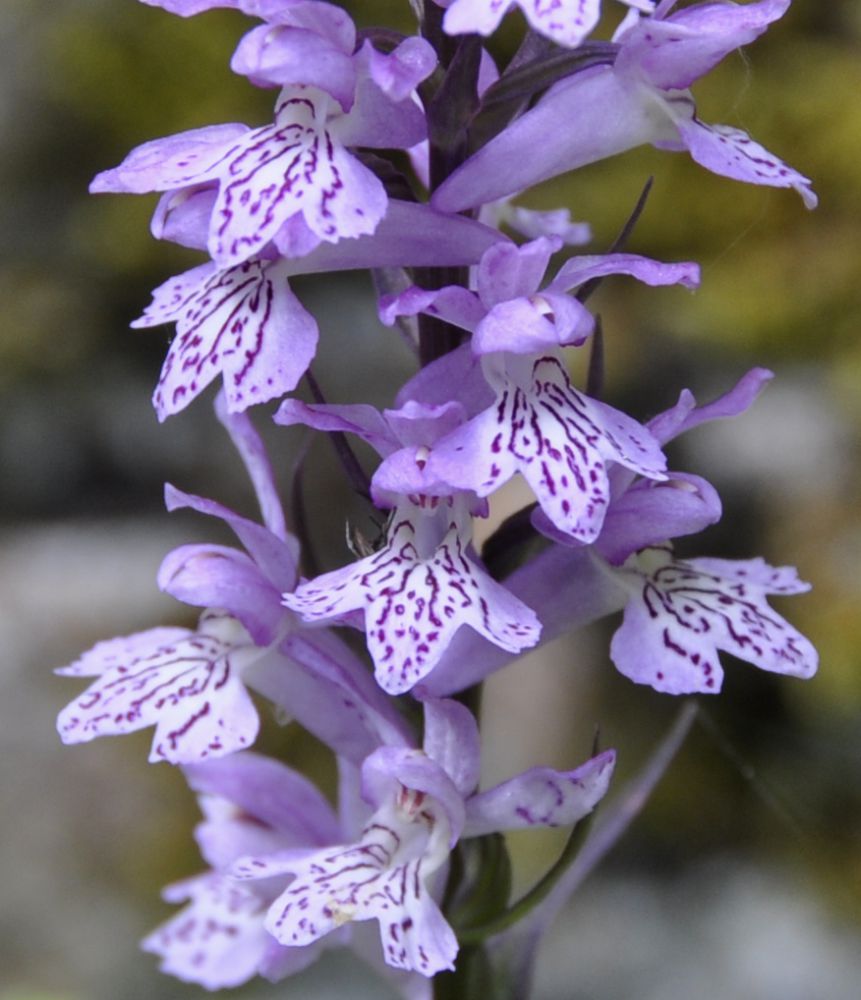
[59,0,817,994]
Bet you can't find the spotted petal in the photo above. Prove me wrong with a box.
[610,550,818,694]
[675,118,817,209]
[143,874,317,989]
[90,124,249,194]
[135,258,318,419]
[262,819,457,976]
[464,749,615,837]
[56,613,260,763]
[209,89,388,265]
[283,510,540,694]
[429,355,667,542]
[55,627,189,677]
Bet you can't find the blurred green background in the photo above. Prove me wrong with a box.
[0,1,859,998]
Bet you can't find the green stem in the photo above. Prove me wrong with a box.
[454,811,595,945]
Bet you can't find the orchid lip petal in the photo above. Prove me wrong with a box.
[136,258,319,420]
[283,502,540,694]
[428,355,667,543]
[56,613,261,764]
[444,0,601,49]
[610,549,818,694]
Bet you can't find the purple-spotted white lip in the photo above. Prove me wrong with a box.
[90,86,390,269]
[56,611,261,764]
[427,353,667,543]
[205,88,389,266]
[134,257,319,420]
[142,873,279,991]
[609,548,817,694]
[283,499,541,695]
[228,700,617,978]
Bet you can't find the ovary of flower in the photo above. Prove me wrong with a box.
[282,500,540,695]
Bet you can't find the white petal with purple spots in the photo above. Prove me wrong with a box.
[283,505,540,695]
[210,88,388,265]
[142,874,280,990]
[57,612,260,763]
[261,797,457,977]
[464,749,615,836]
[676,117,817,209]
[444,0,601,48]
[135,257,318,419]
[610,548,818,694]
[429,354,667,543]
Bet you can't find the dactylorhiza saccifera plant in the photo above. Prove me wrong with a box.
[57,1,818,996]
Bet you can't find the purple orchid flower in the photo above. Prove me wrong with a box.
[55,609,272,764]
[275,396,541,693]
[548,366,817,694]
[380,239,699,541]
[142,0,436,110]
[136,196,509,420]
[232,700,615,977]
[233,11,435,109]
[105,4,436,271]
[416,367,802,697]
[282,494,541,695]
[55,488,409,763]
[433,0,816,212]
[134,257,319,420]
[91,73,426,269]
